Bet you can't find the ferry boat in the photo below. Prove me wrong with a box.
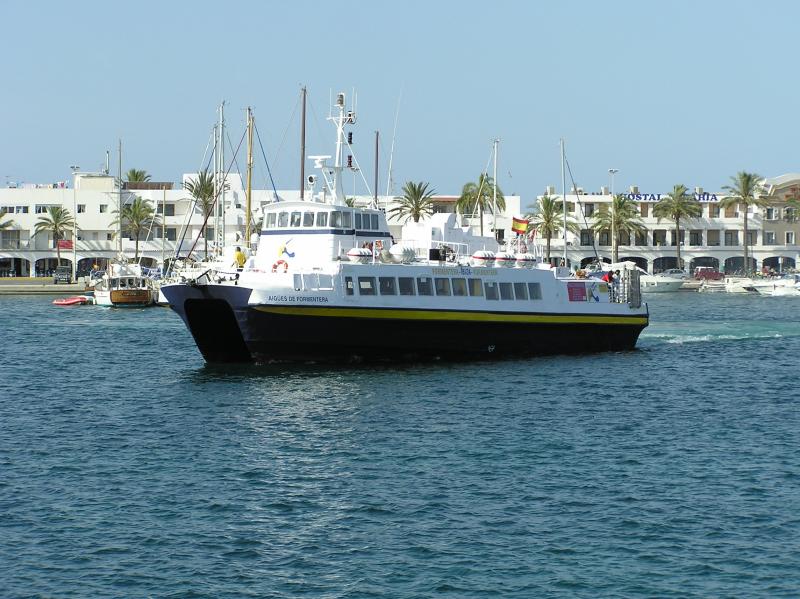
[160,93,649,363]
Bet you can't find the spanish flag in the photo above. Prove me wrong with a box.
[511,216,529,235]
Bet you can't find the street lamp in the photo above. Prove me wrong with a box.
[70,165,80,282]
[608,169,619,263]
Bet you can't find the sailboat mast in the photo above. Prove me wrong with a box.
[561,138,567,268]
[492,138,498,239]
[300,86,307,200]
[219,102,226,255]
[374,130,379,207]
[246,107,254,246]
[118,139,123,256]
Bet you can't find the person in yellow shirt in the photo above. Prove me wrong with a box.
[233,246,246,270]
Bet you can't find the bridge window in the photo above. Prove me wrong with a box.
[342,211,353,228]
[416,277,433,296]
[303,212,314,227]
[528,282,542,299]
[468,278,483,296]
[316,212,328,227]
[371,214,379,229]
[290,212,301,227]
[277,211,288,227]
[452,278,467,296]
[499,282,514,300]
[265,213,276,228]
[358,277,376,295]
[398,277,415,295]
[330,211,342,227]
[379,277,396,295]
[344,276,354,296]
[484,281,499,300]
[435,278,451,296]
[354,213,362,229]
[513,282,528,300]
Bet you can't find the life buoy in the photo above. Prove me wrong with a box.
[271,260,289,273]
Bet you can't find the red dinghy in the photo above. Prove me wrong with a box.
[53,296,92,306]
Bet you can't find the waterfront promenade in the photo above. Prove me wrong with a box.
[0,277,89,295]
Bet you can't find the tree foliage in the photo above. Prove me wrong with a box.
[652,184,702,267]
[719,171,770,274]
[388,181,437,224]
[456,173,505,236]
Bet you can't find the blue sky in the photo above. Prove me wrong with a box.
[1,0,797,206]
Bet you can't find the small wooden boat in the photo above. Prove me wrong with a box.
[53,295,93,306]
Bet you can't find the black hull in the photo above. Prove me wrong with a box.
[161,284,648,364]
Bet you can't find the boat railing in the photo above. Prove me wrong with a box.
[614,269,641,307]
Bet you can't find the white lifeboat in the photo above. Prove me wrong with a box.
[389,244,416,264]
[514,253,536,269]
[346,247,372,264]
[470,250,496,268]
[494,251,516,268]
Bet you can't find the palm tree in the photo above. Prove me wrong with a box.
[719,171,770,274]
[388,181,437,224]
[126,169,151,183]
[456,173,505,236]
[0,209,15,230]
[652,184,702,269]
[184,170,216,258]
[34,206,75,266]
[111,196,161,260]
[592,194,646,263]
[525,195,579,262]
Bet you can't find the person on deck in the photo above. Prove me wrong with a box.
[233,246,246,270]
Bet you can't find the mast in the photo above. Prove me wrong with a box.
[161,185,166,270]
[299,86,307,200]
[218,102,226,255]
[118,139,123,256]
[492,138,499,239]
[561,138,567,268]
[374,130,379,208]
[246,106,254,246]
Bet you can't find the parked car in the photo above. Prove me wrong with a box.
[694,266,723,280]
[53,266,72,284]
[660,268,688,279]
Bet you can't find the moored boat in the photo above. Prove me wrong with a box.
[92,261,157,307]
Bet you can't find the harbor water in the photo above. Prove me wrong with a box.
[1,293,799,597]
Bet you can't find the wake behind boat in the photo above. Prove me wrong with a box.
[160,92,649,364]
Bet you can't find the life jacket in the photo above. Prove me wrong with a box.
[601,271,613,283]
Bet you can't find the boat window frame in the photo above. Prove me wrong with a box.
[344,275,354,296]
[468,278,483,297]
[379,276,397,295]
[354,213,362,229]
[277,211,289,227]
[434,277,451,296]
[290,211,302,227]
[398,277,415,295]
[513,282,529,300]
[330,211,343,228]
[342,211,353,228]
[484,281,499,300]
[357,276,377,296]
[416,276,433,296]
[265,213,276,228]
[528,282,542,300]
[499,282,514,300]
[302,212,314,227]
[371,214,379,229]
[316,212,328,227]
[452,278,468,297]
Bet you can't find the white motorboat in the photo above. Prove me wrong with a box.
[750,274,800,297]
[640,273,685,293]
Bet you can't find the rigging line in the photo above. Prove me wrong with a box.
[269,92,300,182]
[343,137,372,198]
[225,130,244,183]
[563,155,599,260]
[254,122,279,199]
[183,128,247,261]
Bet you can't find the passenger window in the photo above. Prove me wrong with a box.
[330,211,342,228]
[303,212,314,227]
[293,274,302,291]
[452,278,468,296]
[435,278,451,296]
[398,277,415,295]
[416,277,433,296]
[379,277,396,295]
[499,282,514,300]
[290,211,301,227]
[317,274,333,290]
[316,212,328,227]
[265,213,276,228]
[484,281,499,300]
[345,276,354,296]
[277,211,288,227]
[371,214,379,229]
[358,277,376,295]
[528,282,542,299]
[354,213,362,229]
[514,282,528,300]
[342,211,352,228]
[468,278,483,296]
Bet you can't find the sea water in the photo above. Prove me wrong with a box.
[1,293,799,597]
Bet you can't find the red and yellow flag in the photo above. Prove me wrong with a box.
[511,217,529,235]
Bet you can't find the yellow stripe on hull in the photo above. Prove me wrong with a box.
[254,305,648,326]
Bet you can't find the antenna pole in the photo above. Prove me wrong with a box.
[492,138,499,239]
[246,107,254,245]
[374,130,379,207]
[300,86,307,200]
